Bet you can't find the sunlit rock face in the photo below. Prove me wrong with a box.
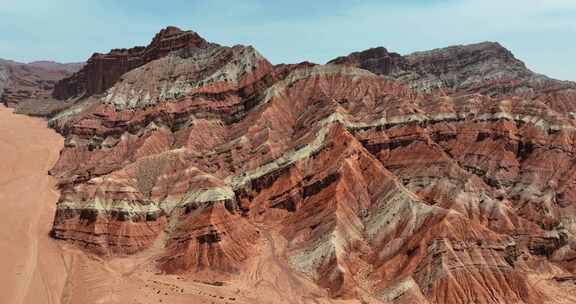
[42,27,576,303]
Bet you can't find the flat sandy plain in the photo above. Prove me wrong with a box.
[0,105,361,304]
[0,105,67,304]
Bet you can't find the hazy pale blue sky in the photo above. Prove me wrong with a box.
[0,0,574,80]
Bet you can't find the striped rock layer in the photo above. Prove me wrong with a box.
[45,27,576,304]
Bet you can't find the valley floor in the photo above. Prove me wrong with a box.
[0,105,67,304]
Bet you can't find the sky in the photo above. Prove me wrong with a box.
[0,0,574,80]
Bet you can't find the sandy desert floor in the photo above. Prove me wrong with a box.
[0,105,367,304]
[0,105,67,304]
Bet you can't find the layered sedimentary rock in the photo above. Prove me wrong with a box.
[40,27,576,303]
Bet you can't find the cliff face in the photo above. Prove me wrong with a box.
[31,27,576,303]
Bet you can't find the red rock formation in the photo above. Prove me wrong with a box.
[52,26,209,100]
[37,28,576,303]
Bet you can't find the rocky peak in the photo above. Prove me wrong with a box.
[146,26,209,58]
[329,41,558,95]
[150,26,188,43]
[403,41,540,94]
[100,43,272,110]
[328,46,408,75]
[406,41,525,66]
[405,41,530,79]
[157,25,183,36]
[52,26,210,100]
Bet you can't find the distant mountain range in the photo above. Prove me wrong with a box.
[0,59,83,113]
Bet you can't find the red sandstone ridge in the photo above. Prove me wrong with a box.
[7,27,576,303]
